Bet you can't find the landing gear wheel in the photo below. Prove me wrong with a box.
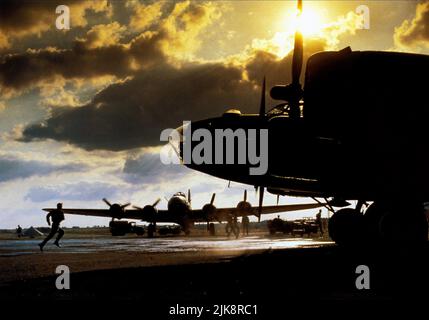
[378,202,428,246]
[328,208,364,246]
[362,202,386,244]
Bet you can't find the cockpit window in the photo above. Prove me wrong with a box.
[174,192,186,198]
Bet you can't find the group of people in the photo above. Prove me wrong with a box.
[225,214,250,238]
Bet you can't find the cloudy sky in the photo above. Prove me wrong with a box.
[0,0,428,229]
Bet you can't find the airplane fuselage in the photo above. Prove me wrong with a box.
[167,193,192,217]
[178,49,429,203]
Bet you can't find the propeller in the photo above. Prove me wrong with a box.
[237,190,252,215]
[259,76,266,117]
[210,193,216,205]
[202,193,217,227]
[152,198,161,207]
[270,0,304,119]
[102,198,131,219]
[292,0,303,87]
[132,198,161,210]
[102,198,112,207]
[133,198,161,222]
[188,189,191,205]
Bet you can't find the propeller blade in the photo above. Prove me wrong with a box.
[258,186,264,222]
[102,198,112,207]
[292,0,303,86]
[244,189,247,202]
[152,198,161,207]
[259,76,266,117]
[133,205,143,210]
[210,193,216,205]
[121,203,131,209]
[276,195,280,205]
[188,189,191,204]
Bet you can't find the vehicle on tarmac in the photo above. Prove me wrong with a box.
[268,217,318,237]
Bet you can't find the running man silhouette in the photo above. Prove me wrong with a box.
[39,203,65,251]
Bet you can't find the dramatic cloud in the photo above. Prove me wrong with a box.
[25,181,121,202]
[394,1,429,49]
[0,156,84,182]
[19,61,254,150]
[19,37,326,151]
[77,22,126,49]
[122,149,189,184]
[0,0,111,50]
[0,1,223,95]
[126,1,164,32]
[0,31,166,96]
[160,1,223,60]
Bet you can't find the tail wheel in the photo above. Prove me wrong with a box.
[328,208,364,246]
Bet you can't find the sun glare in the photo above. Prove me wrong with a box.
[297,9,325,36]
[263,6,327,58]
[284,7,326,37]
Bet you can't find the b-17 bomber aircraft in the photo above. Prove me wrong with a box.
[172,0,429,246]
[43,190,322,237]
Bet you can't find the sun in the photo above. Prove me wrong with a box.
[297,9,325,36]
[282,7,326,37]
[252,5,328,58]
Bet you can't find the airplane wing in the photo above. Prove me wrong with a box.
[43,202,323,223]
[189,202,324,223]
[42,208,166,221]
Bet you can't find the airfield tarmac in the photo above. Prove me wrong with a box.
[1,233,428,309]
[0,234,331,283]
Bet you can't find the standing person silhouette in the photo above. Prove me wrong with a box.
[242,215,250,236]
[39,203,65,251]
[315,209,324,236]
[16,225,22,237]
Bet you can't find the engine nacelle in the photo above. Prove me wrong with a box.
[202,203,217,220]
[142,205,157,221]
[270,84,302,101]
[236,201,252,213]
[109,203,125,219]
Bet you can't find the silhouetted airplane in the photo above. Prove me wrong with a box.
[172,0,429,246]
[42,189,322,237]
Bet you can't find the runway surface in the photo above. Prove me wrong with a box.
[0,235,333,257]
[1,234,428,306]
